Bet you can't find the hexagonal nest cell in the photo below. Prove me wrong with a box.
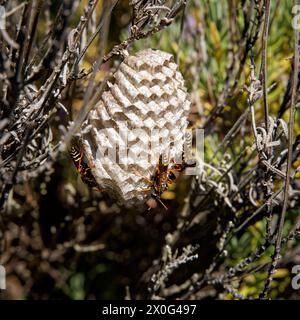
[79,49,191,206]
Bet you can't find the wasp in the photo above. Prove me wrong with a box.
[69,145,100,190]
[140,155,196,210]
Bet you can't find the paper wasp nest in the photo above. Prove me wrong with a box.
[80,49,191,206]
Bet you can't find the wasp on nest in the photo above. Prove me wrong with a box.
[73,49,193,209]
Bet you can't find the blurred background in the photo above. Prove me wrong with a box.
[0,0,300,299]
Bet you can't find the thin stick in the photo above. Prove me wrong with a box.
[260,0,271,129]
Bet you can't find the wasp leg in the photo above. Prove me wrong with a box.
[133,168,153,184]
[137,187,152,193]
[155,197,168,210]
[92,187,105,192]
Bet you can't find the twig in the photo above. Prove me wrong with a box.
[260,0,271,129]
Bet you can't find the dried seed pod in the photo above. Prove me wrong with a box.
[80,48,191,206]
